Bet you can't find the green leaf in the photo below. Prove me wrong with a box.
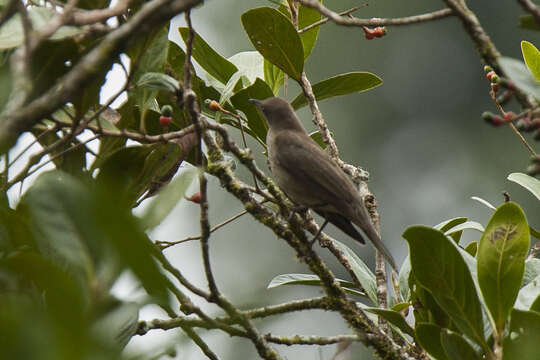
[267,273,366,297]
[391,302,410,312]
[435,217,468,243]
[241,7,304,80]
[465,241,478,257]
[330,239,378,305]
[219,71,248,106]
[363,308,415,337]
[507,172,540,201]
[471,196,497,210]
[416,323,449,360]
[503,309,540,360]
[403,226,486,348]
[308,130,328,149]
[137,72,179,93]
[291,72,382,109]
[228,51,265,84]
[298,2,322,59]
[264,59,284,94]
[477,202,530,332]
[230,78,274,143]
[520,15,540,31]
[398,255,411,302]
[91,301,139,349]
[523,258,540,286]
[521,41,540,82]
[0,53,12,113]
[530,293,540,312]
[178,27,238,85]
[140,167,198,230]
[441,329,481,360]
[444,221,485,237]
[515,274,540,310]
[499,56,540,99]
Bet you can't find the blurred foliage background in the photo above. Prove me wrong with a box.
[119,0,539,359]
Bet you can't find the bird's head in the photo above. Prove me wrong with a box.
[248,97,304,132]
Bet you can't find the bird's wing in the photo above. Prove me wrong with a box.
[273,131,357,215]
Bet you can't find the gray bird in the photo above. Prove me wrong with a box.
[249,97,397,271]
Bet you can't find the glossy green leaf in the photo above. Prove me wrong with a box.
[477,202,530,332]
[291,72,382,109]
[137,72,179,93]
[264,59,284,94]
[140,167,198,230]
[363,308,415,337]
[515,274,540,310]
[179,27,238,85]
[465,241,478,257]
[499,56,540,99]
[523,258,540,286]
[507,172,540,201]
[444,221,485,238]
[441,329,481,360]
[267,273,366,297]
[298,2,322,59]
[416,323,449,360]
[503,309,540,360]
[330,239,378,305]
[391,302,410,312]
[308,130,328,149]
[241,7,304,80]
[230,78,274,143]
[520,15,540,31]
[403,226,486,347]
[435,217,468,243]
[521,41,540,82]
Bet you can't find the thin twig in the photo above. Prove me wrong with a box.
[298,5,365,34]
[298,1,453,27]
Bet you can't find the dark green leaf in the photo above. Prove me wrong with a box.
[416,323,449,360]
[308,130,328,149]
[0,53,12,113]
[521,41,540,82]
[230,78,274,143]
[140,167,198,230]
[507,172,540,201]
[503,309,540,360]
[137,72,179,93]
[330,239,378,305]
[291,72,382,109]
[403,226,486,348]
[241,7,304,80]
[434,217,467,243]
[91,301,139,349]
[477,202,530,332]
[441,329,481,360]
[179,27,238,84]
[364,308,415,337]
[264,59,284,94]
[530,293,540,312]
[391,302,410,312]
[298,2,322,59]
[465,241,478,257]
[499,56,540,99]
[444,222,484,238]
[519,15,540,31]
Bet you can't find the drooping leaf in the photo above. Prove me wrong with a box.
[521,41,540,82]
[330,239,378,305]
[403,226,486,348]
[471,196,497,210]
[523,258,540,287]
[415,323,449,360]
[178,27,238,85]
[230,78,274,143]
[444,221,485,238]
[441,329,481,360]
[241,7,304,80]
[264,59,284,94]
[267,273,366,297]
[515,274,540,310]
[499,56,540,99]
[298,2,322,59]
[477,202,530,333]
[363,308,415,337]
[434,217,468,243]
[507,172,540,201]
[137,72,179,93]
[291,72,382,109]
[140,167,198,230]
[503,309,540,360]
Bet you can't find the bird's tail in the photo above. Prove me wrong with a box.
[354,207,398,272]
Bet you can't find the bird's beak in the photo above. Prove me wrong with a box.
[248,98,261,107]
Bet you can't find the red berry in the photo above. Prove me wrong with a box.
[486,71,495,81]
[160,116,172,127]
[504,111,516,122]
[373,27,387,37]
[186,192,202,204]
[491,115,505,126]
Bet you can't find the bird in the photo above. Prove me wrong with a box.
[248,97,397,271]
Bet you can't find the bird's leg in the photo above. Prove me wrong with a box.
[310,219,329,246]
[286,204,309,222]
